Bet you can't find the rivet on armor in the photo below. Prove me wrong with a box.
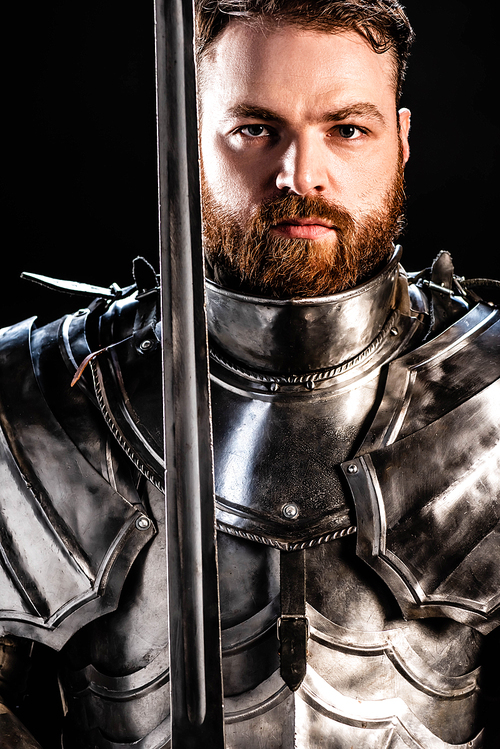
[347,464,358,474]
[390,327,399,336]
[305,381,315,390]
[282,502,299,520]
[136,516,151,531]
[140,339,154,352]
[270,382,280,392]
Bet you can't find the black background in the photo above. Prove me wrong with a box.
[4,1,500,327]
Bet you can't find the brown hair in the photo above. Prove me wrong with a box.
[195,0,414,101]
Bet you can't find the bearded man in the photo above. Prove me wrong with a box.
[0,1,499,748]
[198,3,409,299]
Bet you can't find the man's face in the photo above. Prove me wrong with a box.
[198,20,411,298]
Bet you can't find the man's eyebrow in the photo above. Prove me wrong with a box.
[225,104,287,125]
[322,103,386,125]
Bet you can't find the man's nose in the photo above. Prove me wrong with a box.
[275,136,328,196]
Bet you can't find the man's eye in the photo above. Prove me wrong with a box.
[337,125,362,139]
[239,124,269,137]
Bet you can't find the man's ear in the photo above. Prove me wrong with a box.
[398,108,411,164]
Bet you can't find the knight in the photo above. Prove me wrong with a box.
[1,1,499,747]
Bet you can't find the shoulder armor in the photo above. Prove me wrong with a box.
[0,316,155,650]
[342,301,500,633]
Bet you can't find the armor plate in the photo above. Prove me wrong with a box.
[0,317,155,649]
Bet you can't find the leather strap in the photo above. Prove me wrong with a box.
[279,549,309,691]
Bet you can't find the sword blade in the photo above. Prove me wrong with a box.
[154,0,225,745]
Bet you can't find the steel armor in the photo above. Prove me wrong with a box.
[0,248,499,747]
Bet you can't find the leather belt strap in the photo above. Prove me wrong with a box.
[279,549,309,691]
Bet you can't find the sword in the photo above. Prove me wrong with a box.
[154,0,225,745]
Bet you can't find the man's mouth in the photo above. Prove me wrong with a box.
[270,218,336,240]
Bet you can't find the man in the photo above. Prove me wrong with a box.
[0,1,499,747]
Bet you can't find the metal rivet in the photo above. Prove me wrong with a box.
[282,502,299,520]
[347,464,358,475]
[140,339,154,352]
[305,381,315,390]
[75,308,88,317]
[390,327,399,336]
[270,382,280,392]
[136,516,151,530]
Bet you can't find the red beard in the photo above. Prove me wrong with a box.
[202,158,406,299]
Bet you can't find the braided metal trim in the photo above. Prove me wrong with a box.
[210,310,398,385]
[463,278,500,290]
[215,520,357,550]
[90,359,164,493]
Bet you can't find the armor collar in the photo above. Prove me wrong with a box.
[205,246,404,376]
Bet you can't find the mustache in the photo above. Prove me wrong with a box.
[248,193,355,236]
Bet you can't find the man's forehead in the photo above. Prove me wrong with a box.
[199,19,398,112]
